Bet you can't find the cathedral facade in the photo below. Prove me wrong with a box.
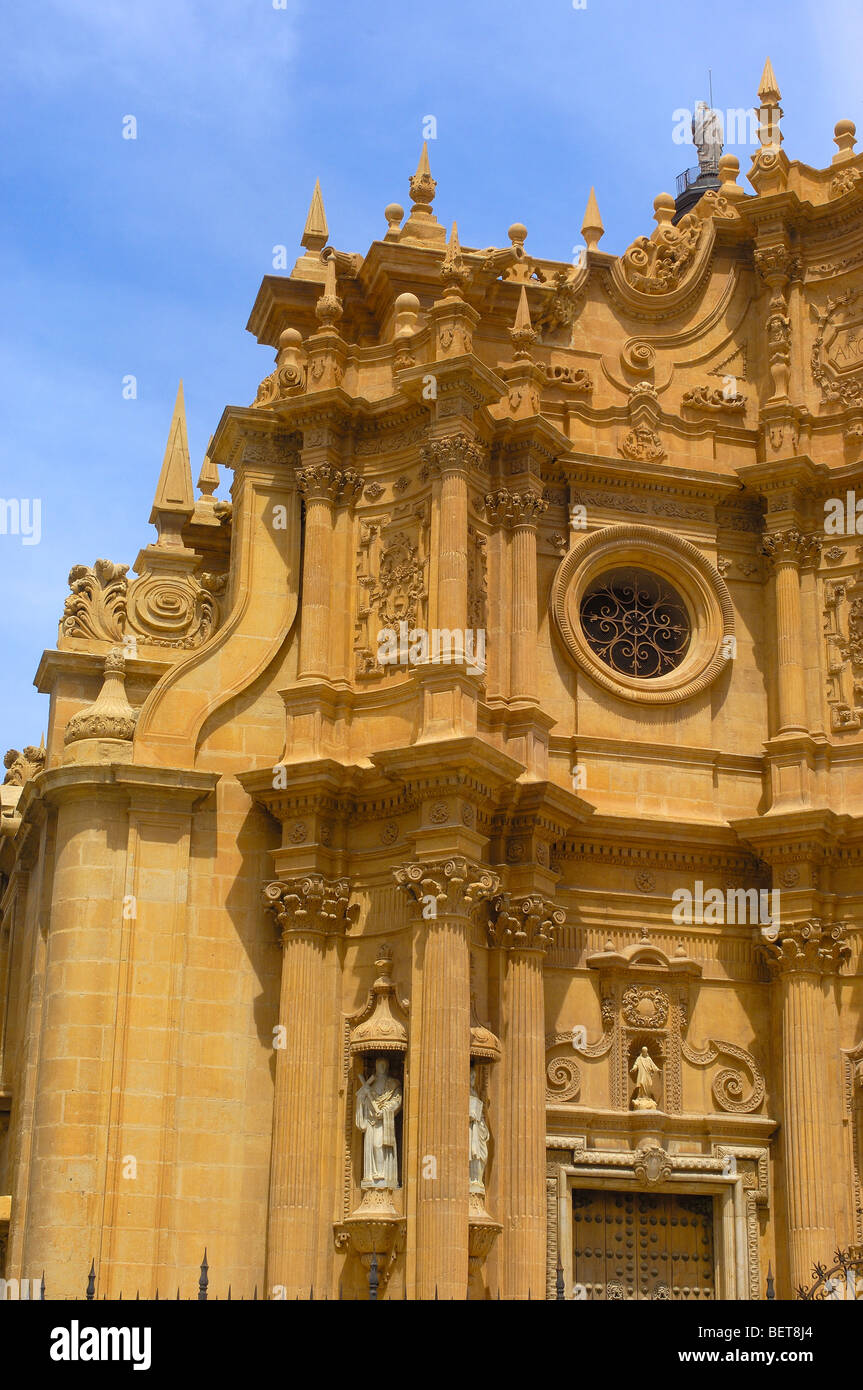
[2,62,863,1300]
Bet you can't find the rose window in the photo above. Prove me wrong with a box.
[578,567,690,678]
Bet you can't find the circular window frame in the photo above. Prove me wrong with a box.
[551,525,734,705]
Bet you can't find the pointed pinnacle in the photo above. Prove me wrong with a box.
[415,141,431,181]
[301,179,328,253]
[510,284,537,360]
[758,57,781,103]
[514,284,532,333]
[581,185,604,251]
[150,380,194,526]
[409,140,437,211]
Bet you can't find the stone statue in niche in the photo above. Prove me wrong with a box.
[355,1056,402,1189]
[630,1046,661,1110]
[469,1067,489,1194]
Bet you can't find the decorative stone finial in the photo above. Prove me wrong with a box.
[150,381,195,548]
[756,57,783,148]
[440,221,470,297]
[652,192,676,228]
[301,179,328,253]
[833,119,857,164]
[409,141,436,212]
[509,285,537,360]
[402,142,445,244]
[393,292,420,340]
[197,437,219,507]
[758,56,781,104]
[581,186,604,251]
[717,153,745,201]
[64,648,137,749]
[508,222,527,254]
[315,250,343,327]
[384,202,404,238]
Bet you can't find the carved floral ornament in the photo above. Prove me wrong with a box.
[60,558,227,649]
[550,525,735,705]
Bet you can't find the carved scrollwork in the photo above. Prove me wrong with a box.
[620,212,704,296]
[546,1055,581,1103]
[681,1036,765,1113]
[125,571,226,649]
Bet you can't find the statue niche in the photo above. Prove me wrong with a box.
[347,943,409,1211]
[630,1043,662,1110]
[334,943,409,1290]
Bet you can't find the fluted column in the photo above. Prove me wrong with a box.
[762,919,848,1291]
[422,434,484,638]
[763,529,821,734]
[491,894,564,1299]
[395,858,499,1298]
[486,490,547,703]
[262,874,351,1298]
[296,465,341,680]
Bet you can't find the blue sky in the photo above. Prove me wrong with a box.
[1,0,859,741]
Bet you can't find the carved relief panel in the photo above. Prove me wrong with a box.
[824,572,863,730]
[353,501,430,678]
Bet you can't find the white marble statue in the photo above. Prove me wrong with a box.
[630,1046,661,1110]
[356,1056,402,1189]
[469,1067,489,1193]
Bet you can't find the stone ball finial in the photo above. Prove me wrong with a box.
[653,193,676,226]
[279,327,303,350]
[508,222,527,250]
[385,202,404,235]
[393,291,420,340]
[717,153,745,202]
[833,119,857,163]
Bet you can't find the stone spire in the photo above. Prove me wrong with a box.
[301,179,328,253]
[757,57,782,148]
[440,221,470,298]
[510,285,536,360]
[150,381,194,547]
[581,186,604,252]
[402,141,446,244]
[291,179,330,282]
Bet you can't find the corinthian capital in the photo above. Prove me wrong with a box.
[759,918,848,976]
[420,432,486,478]
[762,528,822,569]
[484,489,547,529]
[263,874,353,941]
[296,462,341,502]
[393,857,500,918]
[488,892,565,954]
